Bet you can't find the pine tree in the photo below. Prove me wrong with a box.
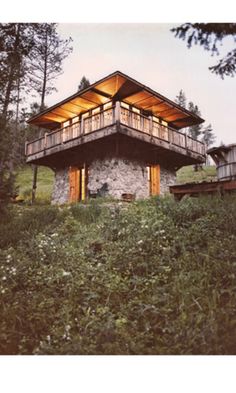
[27,23,73,203]
[78,76,90,91]
[0,23,35,206]
[201,123,216,148]
[188,102,202,140]
[175,89,187,108]
[171,23,236,78]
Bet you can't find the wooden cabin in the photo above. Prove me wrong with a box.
[26,71,206,204]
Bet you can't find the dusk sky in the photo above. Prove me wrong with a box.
[43,23,236,147]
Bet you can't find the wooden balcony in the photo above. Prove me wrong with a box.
[25,102,206,166]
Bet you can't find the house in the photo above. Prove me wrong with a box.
[26,71,206,204]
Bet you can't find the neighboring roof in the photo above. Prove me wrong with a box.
[28,70,205,130]
[207,144,235,155]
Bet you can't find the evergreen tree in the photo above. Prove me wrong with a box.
[188,101,202,140]
[175,89,187,108]
[201,123,216,148]
[27,23,73,203]
[171,23,236,78]
[0,23,35,206]
[78,76,90,91]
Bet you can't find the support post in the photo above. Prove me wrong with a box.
[149,116,153,136]
[114,101,120,122]
[44,132,48,149]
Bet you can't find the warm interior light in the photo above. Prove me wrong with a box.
[63,120,70,128]
[103,101,112,110]
[92,107,100,115]
[72,116,79,124]
[153,116,160,123]
[132,107,140,114]
[121,102,129,109]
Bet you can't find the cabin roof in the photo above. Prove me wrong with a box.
[28,70,204,130]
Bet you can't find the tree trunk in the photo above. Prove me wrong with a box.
[31,31,48,204]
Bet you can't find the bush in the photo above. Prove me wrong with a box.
[0,196,236,354]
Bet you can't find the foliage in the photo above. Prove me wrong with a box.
[16,165,54,203]
[188,101,202,140]
[176,165,217,184]
[27,23,73,107]
[201,124,216,148]
[78,76,90,91]
[171,23,236,78]
[0,195,236,355]
[174,89,216,148]
[175,89,187,108]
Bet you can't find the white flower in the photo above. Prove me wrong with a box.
[1,289,5,294]
[62,271,71,277]
[137,240,143,245]
[2,276,6,281]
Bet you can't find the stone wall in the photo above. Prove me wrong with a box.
[88,157,149,199]
[51,168,69,205]
[160,167,176,195]
[50,159,176,204]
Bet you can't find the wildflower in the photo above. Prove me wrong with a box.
[62,270,71,277]
[2,276,6,281]
[137,240,143,245]
[1,289,5,294]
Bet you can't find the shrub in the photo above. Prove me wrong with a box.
[0,196,236,354]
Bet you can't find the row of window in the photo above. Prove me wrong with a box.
[61,101,168,130]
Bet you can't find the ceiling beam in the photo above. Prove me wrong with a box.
[90,87,112,98]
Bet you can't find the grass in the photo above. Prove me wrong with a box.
[176,165,217,184]
[0,195,236,355]
[16,165,54,202]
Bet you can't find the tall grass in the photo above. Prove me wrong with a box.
[0,195,235,354]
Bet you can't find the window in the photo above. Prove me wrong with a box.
[82,112,90,134]
[161,120,168,141]
[92,107,100,131]
[103,102,112,110]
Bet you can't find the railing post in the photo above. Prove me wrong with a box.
[100,111,104,129]
[81,117,84,135]
[44,132,48,149]
[168,127,172,144]
[129,110,132,127]
[114,101,120,122]
[149,116,153,136]
[185,132,188,149]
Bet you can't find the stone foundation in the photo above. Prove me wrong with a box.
[51,168,69,205]
[50,158,176,204]
[160,167,176,195]
[88,157,149,199]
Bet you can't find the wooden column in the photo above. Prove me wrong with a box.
[114,101,120,122]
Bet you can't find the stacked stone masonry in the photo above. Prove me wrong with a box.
[51,157,176,204]
[51,168,69,205]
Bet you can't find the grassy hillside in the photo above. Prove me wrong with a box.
[0,195,236,355]
[16,166,54,202]
[176,165,217,184]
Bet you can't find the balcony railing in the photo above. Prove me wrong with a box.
[26,102,205,157]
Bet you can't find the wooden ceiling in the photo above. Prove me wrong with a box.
[28,71,204,130]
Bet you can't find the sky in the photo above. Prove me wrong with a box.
[43,23,236,147]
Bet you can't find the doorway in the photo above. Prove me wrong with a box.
[69,165,87,202]
[148,164,160,196]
